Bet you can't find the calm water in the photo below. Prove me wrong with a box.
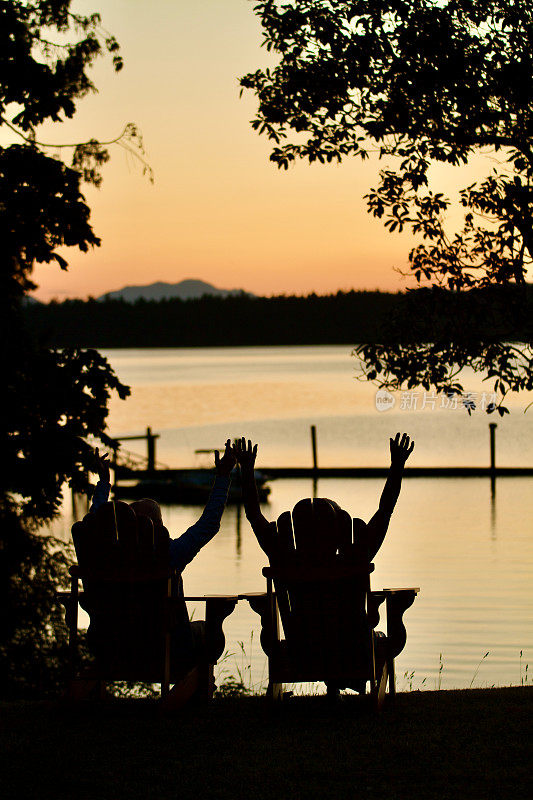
[51,346,533,691]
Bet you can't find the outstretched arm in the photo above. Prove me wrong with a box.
[88,448,111,513]
[169,440,236,571]
[233,438,275,557]
[364,433,414,560]
[379,432,414,516]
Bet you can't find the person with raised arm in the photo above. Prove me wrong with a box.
[233,433,414,562]
[358,432,415,561]
[232,439,276,557]
[90,441,236,571]
[88,441,237,668]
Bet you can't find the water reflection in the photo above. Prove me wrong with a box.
[102,346,533,469]
[235,503,242,557]
[490,477,497,540]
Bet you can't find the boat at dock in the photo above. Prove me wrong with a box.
[114,468,271,505]
[111,437,271,504]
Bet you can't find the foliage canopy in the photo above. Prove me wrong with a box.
[241,0,533,410]
[1,0,134,696]
[1,0,134,517]
[0,0,150,298]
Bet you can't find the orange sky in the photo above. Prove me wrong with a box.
[7,1,507,301]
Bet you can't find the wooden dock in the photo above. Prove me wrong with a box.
[112,425,533,486]
[114,465,533,481]
[237,466,533,478]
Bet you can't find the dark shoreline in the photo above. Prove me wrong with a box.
[2,686,532,799]
[23,286,533,349]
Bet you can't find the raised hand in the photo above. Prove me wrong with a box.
[94,447,111,483]
[389,432,414,467]
[214,439,237,476]
[233,437,258,472]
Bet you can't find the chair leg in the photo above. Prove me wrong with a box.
[388,655,396,704]
[160,667,200,714]
[376,662,388,711]
[197,662,215,703]
[326,684,339,702]
[267,680,283,701]
[161,633,171,700]
[369,679,378,710]
[368,661,388,712]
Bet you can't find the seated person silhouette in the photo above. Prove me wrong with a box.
[89,440,236,672]
[234,432,414,563]
[234,433,415,693]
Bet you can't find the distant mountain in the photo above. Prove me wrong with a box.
[97,279,252,302]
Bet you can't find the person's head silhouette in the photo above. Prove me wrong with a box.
[129,498,163,527]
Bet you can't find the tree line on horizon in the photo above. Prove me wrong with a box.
[24,286,533,348]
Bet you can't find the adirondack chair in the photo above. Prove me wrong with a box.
[59,500,237,710]
[241,498,419,707]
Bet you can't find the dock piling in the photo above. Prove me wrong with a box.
[113,427,160,474]
[310,425,318,473]
[489,423,497,474]
[311,425,318,497]
[147,426,156,473]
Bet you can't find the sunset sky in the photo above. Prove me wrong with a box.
[15,0,498,301]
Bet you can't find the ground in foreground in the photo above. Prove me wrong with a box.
[2,687,532,800]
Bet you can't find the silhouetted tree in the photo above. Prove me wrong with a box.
[0,0,135,696]
[0,0,151,300]
[241,0,533,410]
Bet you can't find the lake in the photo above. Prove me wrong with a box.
[50,346,533,692]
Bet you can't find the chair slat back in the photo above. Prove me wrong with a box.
[292,498,338,561]
[276,510,295,554]
[72,501,173,675]
[73,501,170,580]
[270,498,374,676]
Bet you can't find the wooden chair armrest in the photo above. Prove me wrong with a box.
[184,595,240,601]
[204,597,239,663]
[371,588,419,600]
[165,595,238,663]
[238,592,277,657]
[382,589,419,658]
[367,591,387,630]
